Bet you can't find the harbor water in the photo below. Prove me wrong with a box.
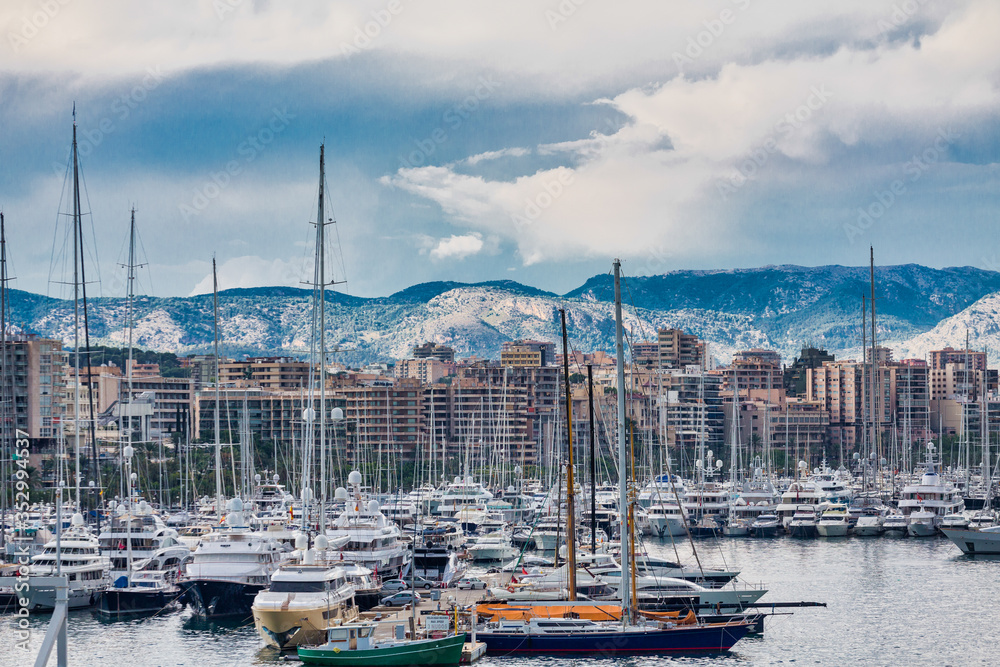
[1,535,995,666]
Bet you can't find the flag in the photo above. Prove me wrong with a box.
[522,566,528,575]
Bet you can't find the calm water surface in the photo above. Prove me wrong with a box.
[1,536,995,666]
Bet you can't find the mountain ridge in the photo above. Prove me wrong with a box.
[9,264,1000,364]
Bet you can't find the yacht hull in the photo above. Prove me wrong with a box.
[906,522,938,538]
[254,604,358,650]
[479,623,751,655]
[788,523,817,539]
[96,587,180,617]
[24,583,104,611]
[816,524,848,537]
[941,528,1000,554]
[183,579,264,619]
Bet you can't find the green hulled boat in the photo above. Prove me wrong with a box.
[297,622,466,666]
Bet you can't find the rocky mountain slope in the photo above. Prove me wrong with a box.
[7,265,1000,365]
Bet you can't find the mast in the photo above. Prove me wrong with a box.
[588,364,597,553]
[0,213,8,550]
[869,247,880,493]
[316,144,328,524]
[861,293,867,489]
[212,258,223,522]
[559,308,577,600]
[613,260,631,622]
[71,111,82,511]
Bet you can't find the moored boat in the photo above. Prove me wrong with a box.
[297,622,466,666]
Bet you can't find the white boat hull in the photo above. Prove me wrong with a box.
[816,523,848,537]
[907,521,938,538]
[941,527,1000,554]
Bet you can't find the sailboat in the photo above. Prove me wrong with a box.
[97,211,183,617]
[476,261,752,655]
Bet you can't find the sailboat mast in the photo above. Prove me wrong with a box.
[559,308,577,600]
[588,364,596,553]
[213,259,224,522]
[869,248,880,493]
[123,209,138,499]
[71,110,82,511]
[0,213,8,550]
[316,144,328,523]
[613,259,631,621]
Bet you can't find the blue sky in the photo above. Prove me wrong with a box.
[1,0,998,301]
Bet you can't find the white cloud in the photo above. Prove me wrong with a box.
[384,1,1000,266]
[429,233,484,261]
[465,147,530,165]
[188,255,308,296]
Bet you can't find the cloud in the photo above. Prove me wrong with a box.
[429,233,485,261]
[383,1,1000,267]
[188,255,308,296]
[465,147,530,165]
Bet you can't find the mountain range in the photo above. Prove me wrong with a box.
[7,264,1000,366]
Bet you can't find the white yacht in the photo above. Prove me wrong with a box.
[181,499,287,618]
[23,514,110,611]
[252,545,359,650]
[647,503,687,538]
[775,481,824,529]
[97,502,180,581]
[682,482,730,523]
[467,531,518,562]
[898,443,964,537]
[787,505,819,538]
[324,472,410,580]
[882,513,908,536]
[436,476,494,516]
[851,507,886,537]
[816,504,849,537]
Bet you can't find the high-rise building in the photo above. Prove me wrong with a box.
[500,340,556,367]
[784,347,834,397]
[657,328,706,369]
[929,347,987,372]
[1,334,68,441]
[412,342,456,363]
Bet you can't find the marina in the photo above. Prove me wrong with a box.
[3,4,1000,665]
[2,536,999,665]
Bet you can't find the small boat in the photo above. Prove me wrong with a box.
[722,517,751,537]
[297,622,466,666]
[787,505,818,538]
[851,508,885,537]
[96,571,181,618]
[882,513,908,537]
[816,505,849,538]
[750,513,781,538]
[941,525,1000,555]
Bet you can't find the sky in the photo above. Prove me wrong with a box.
[1,0,998,302]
